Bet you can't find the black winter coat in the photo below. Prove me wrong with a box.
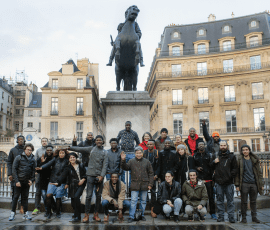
[159,149,177,181]
[12,152,36,183]
[72,138,95,167]
[157,180,181,204]
[212,150,238,185]
[155,136,175,152]
[143,149,160,176]
[193,150,214,181]
[58,163,86,198]
[37,153,54,190]
[7,144,24,176]
[106,148,122,174]
[41,157,69,183]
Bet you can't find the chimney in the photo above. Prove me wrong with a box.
[208,14,216,22]
[231,12,235,18]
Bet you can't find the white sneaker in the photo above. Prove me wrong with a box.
[9,211,15,221]
[22,211,32,220]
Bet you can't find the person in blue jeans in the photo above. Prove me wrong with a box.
[121,146,154,223]
[102,173,130,222]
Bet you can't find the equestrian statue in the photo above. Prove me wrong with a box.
[106,5,144,91]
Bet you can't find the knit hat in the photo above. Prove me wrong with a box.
[212,131,220,137]
[177,144,186,150]
[241,144,251,151]
[160,128,168,134]
[125,121,132,125]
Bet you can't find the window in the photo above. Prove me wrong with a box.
[7,107,9,115]
[52,79,58,89]
[250,36,259,47]
[15,109,20,114]
[8,96,10,102]
[173,113,183,134]
[77,79,83,89]
[198,88,209,104]
[28,110,33,116]
[173,32,179,38]
[226,110,237,133]
[199,29,204,35]
[16,99,20,105]
[224,26,230,32]
[2,92,4,99]
[250,55,261,70]
[233,139,240,153]
[51,98,58,115]
[172,64,181,77]
[265,138,269,152]
[252,82,264,100]
[199,112,209,134]
[197,62,207,75]
[76,122,84,142]
[39,122,41,132]
[172,90,183,105]
[15,121,19,131]
[251,139,261,152]
[76,98,83,115]
[253,108,265,131]
[223,59,233,73]
[223,41,232,51]
[198,44,206,54]
[224,85,235,102]
[22,99,25,105]
[251,21,257,27]
[1,103,3,111]
[50,122,58,139]
[27,122,33,128]
[0,116,2,128]
[172,46,180,56]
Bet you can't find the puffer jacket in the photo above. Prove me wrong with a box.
[235,154,263,195]
[193,150,214,180]
[106,148,122,174]
[212,150,238,185]
[41,157,69,183]
[121,157,154,191]
[157,180,181,205]
[72,138,95,167]
[37,152,54,190]
[7,144,24,176]
[159,148,177,181]
[58,163,86,198]
[69,146,108,178]
[182,180,208,207]
[12,152,36,183]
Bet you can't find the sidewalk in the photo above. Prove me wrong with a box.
[1,208,270,230]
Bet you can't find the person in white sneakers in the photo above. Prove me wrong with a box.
[9,143,36,221]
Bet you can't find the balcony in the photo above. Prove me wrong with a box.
[50,111,58,116]
[252,94,264,100]
[172,100,183,105]
[225,97,236,102]
[76,110,84,116]
[198,99,209,104]
[38,129,41,133]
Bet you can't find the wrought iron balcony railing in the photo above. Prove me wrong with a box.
[198,99,209,104]
[50,111,58,116]
[224,97,236,102]
[172,100,183,105]
[76,110,84,116]
[252,94,264,100]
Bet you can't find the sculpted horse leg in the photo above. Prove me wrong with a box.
[130,66,138,91]
[115,65,122,91]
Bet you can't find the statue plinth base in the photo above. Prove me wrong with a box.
[101,91,155,147]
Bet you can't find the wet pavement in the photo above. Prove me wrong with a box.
[1,208,270,230]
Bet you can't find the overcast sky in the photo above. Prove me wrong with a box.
[0,0,269,97]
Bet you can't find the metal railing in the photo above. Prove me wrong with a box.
[172,100,183,105]
[252,95,264,100]
[225,97,236,102]
[76,110,84,116]
[198,99,209,104]
[50,111,58,116]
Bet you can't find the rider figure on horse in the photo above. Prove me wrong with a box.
[106,5,145,67]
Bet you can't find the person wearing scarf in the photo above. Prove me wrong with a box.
[184,128,204,156]
[139,132,156,150]
[102,172,130,222]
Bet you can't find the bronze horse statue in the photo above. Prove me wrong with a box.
[107,5,144,91]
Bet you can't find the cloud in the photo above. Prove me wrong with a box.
[47,30,65,41]
[84,20,108,29]
[17,35,33,45]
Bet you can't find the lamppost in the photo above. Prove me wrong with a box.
[262,132,270,152]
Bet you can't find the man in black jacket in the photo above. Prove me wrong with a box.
[143,139,160,217]
[155,128,175,151]
[159,139,177,182]
[9,143,35,221]
[194,142,216,220]
[212,141,238,223]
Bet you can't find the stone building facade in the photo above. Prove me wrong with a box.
[40,58,105,143]
[145,12,270,153]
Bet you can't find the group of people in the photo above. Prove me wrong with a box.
[6,120,263,224]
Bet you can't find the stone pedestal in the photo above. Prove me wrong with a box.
[101,91,155,147]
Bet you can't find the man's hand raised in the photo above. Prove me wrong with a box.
[120,151,126,161]
[73,134,77,142]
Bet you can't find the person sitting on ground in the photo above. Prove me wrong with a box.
[121,146,154,223]
[9,143,36,221]
[139,132,156,150]
[155,128,175,151]
[159,139,177,182]
[153,171,182,222]
[184,128,204,156]
[182,170,208,222]
[36,149,69,219]
[51,152,86,222]
[174,133,189,154]
[235,144,263,224]
[102,172,130,222]
[193,142,217,220]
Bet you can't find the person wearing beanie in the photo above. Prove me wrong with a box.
[202,120,222,157]
[235,144,263,224]
[184,128,204,156]
[68,135,108,223]
[155,128,175,151]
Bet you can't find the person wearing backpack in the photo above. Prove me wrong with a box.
[212,141,238,223]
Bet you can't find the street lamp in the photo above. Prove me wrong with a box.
[263,132,270,152]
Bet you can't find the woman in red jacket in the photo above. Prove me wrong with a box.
[139,132,156,150]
